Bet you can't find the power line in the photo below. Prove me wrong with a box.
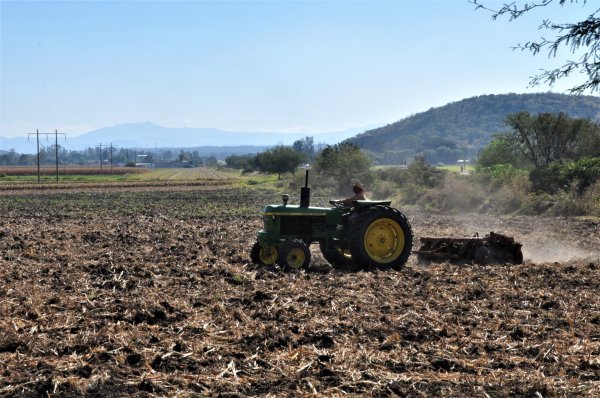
[27,129,66,183]
[95,143,121,173]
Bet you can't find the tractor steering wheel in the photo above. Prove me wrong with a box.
[330,200,349,210]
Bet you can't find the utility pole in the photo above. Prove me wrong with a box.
[32,130,39,183]
[110,143,114,174]
[96,143,120,173]
[54,129,59,182]
[28,129,66,183]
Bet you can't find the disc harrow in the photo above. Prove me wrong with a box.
[415,231,523,264]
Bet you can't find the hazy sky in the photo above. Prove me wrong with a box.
[0,0,595,137]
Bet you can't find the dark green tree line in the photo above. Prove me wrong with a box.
[225,145,306,179]
[503,111,599,167]
[479,111,600,193]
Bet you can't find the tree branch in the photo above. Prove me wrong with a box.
[471,0,600,93]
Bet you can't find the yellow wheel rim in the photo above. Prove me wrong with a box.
[364,218,405,263]
[286,247,306,269]
[259,246,278,265]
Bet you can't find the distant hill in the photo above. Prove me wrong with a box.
[347,93,600,165]
[0,122,378,155]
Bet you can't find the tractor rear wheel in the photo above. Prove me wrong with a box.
[319,242,360,271]
[349,206,413,270]
[278,239,311,271]
[250,242,278,266]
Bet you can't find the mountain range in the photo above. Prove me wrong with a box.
[3,93,599,162]
[347,93,600,164]
[0,123,377,155]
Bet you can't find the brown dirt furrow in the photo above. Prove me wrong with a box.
[0,185,598,397]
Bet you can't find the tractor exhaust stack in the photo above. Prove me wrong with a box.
[300,169,310,207]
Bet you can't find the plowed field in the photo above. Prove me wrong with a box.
[1,182,598,397]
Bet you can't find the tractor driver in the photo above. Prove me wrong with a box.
[336,181,366,207]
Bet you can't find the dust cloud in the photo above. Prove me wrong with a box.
[521,239,600,263]
[422,212,600,265]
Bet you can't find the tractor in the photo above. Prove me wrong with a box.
[250,170,413,271]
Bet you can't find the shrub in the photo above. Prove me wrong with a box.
[407,158,445,188]
[399,182,426,205]
[518,192,554,215]
[424,173,487,212]
[545,180,600,216]
[308,173,336,193]
[310,169,375,197]
[487,172,530,213]
[527,157,600,194]
[529,163,565,193]
[375,166,409,185]
[481,164,522,187]
[580,180,600,216]
[494,186,522,213]
[562,157,600,193]
[549,183,586,216]
[371,180,397,200]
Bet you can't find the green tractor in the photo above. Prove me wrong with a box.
[250,171,413,271]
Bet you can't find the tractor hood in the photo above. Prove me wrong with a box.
[262,204,332,216]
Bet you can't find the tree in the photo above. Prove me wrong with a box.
[478,136,530,167]
[255,146,306,179]
[19,153,36,165]
[201,155,218,167]
[575,122,600,158]
[406,156,445,188]
[0,149,19,166]
[315,142,372,189]
[503,111,596,167]
[472,0,600,93]
[292,136,315,158]
[225,154,255,172]
[178,150,192,163]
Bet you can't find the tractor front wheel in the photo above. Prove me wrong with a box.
[250,242,278,266]
[278,239,311,271]
[349,206,413,270]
